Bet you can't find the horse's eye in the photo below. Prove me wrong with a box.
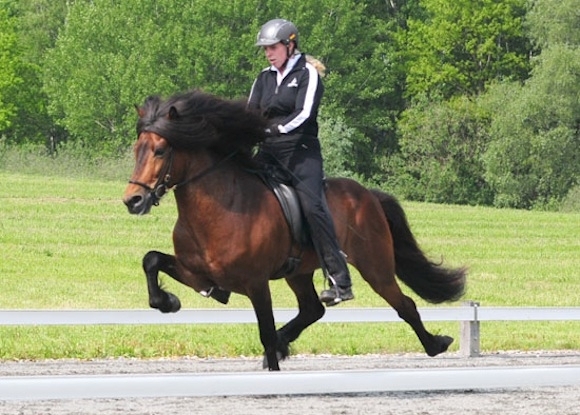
[154,147,166,157]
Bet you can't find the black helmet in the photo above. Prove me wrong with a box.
[255,19,299,47]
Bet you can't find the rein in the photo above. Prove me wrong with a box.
[128,149,238,205]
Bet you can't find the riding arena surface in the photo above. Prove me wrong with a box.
[1,351,579,415]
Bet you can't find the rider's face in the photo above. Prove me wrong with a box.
[263,42,290,70]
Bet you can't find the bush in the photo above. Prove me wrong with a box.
[0,139,133,182]
[393,95,493,205]
[560,185,580,212]
[319,114,370,183]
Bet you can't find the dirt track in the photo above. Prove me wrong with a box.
[1,351,579,415]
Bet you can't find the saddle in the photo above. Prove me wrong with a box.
[257,166,311,277]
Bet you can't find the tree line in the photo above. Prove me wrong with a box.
[0,0,578,210]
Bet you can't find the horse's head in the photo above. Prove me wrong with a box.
[123,90,269,214]
[123,130,174,215]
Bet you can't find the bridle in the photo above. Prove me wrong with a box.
[128,147,239,206]
[128,148,175,206]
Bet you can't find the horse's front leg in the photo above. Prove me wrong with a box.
[142,250,182,313]
[248,284,280,371]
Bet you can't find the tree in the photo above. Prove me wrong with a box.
[42,0,265,152]
[2,0,70,146]
[403,0,530,99]
[249,0,411,181]
[0,7,21,131]
[394,94,493,205]
[318,113,369,180]
[41,0,407,176]
[525,0,580,48]
[482,44,580,209]
[386,0,535,206]
[479,0,580,208]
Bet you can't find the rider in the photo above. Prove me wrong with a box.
[248,18,354,306]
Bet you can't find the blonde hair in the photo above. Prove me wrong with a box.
[305,54,326,77]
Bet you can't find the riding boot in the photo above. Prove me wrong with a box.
[209,287,231,305]
[200,286,231,305]
[304,191,354,306]
[318,248,354,306]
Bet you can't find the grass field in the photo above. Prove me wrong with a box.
[0,171,578,359]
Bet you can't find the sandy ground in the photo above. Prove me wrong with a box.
[1,351,579,415]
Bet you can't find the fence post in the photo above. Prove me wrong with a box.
[460,301,480,357]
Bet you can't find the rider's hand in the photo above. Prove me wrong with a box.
[264,124,281,138]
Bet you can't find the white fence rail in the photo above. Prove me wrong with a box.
[2,303,580,357]
[3,366,580,400]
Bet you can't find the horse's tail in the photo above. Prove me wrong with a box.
[370,189,466,304]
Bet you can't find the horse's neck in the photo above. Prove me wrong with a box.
[172,153,260,219]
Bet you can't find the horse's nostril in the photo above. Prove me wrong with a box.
[125,194,143,210]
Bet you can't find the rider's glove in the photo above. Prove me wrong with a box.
[264,124,281,138]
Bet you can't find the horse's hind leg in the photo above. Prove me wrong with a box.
[142,250,181,313]
[275,273,326,358]
[349,201,453,356]
[373,278,453,356]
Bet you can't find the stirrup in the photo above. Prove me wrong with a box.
[319,282,354,306]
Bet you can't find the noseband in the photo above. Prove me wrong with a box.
[129,148,175,206]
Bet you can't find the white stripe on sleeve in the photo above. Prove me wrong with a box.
[279,63,318,134]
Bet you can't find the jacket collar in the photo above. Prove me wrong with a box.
[269,53,304,78]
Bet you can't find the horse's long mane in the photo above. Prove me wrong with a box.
[136,90,268,160]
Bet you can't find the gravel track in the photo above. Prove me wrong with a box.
[1,351,579,415]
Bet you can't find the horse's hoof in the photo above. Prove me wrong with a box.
[166,292,181,312]
[262,351,284,369]
[157,292,181,313]
[426,335,454,357]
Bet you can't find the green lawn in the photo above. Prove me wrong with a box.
[1,171,579,359]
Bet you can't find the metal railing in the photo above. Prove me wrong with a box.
[2,302,579,357]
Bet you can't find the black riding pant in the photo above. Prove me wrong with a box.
[256,134,350,287]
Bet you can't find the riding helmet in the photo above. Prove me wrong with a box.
[255,19,299,47]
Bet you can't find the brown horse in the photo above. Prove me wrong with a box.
[123,90,466,371]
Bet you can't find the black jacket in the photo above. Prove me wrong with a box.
[248,53,323,138]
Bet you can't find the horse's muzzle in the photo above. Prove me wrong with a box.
[123,192,153,215]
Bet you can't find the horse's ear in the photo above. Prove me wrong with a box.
[135,104,145,118]
[168,106,179,120]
